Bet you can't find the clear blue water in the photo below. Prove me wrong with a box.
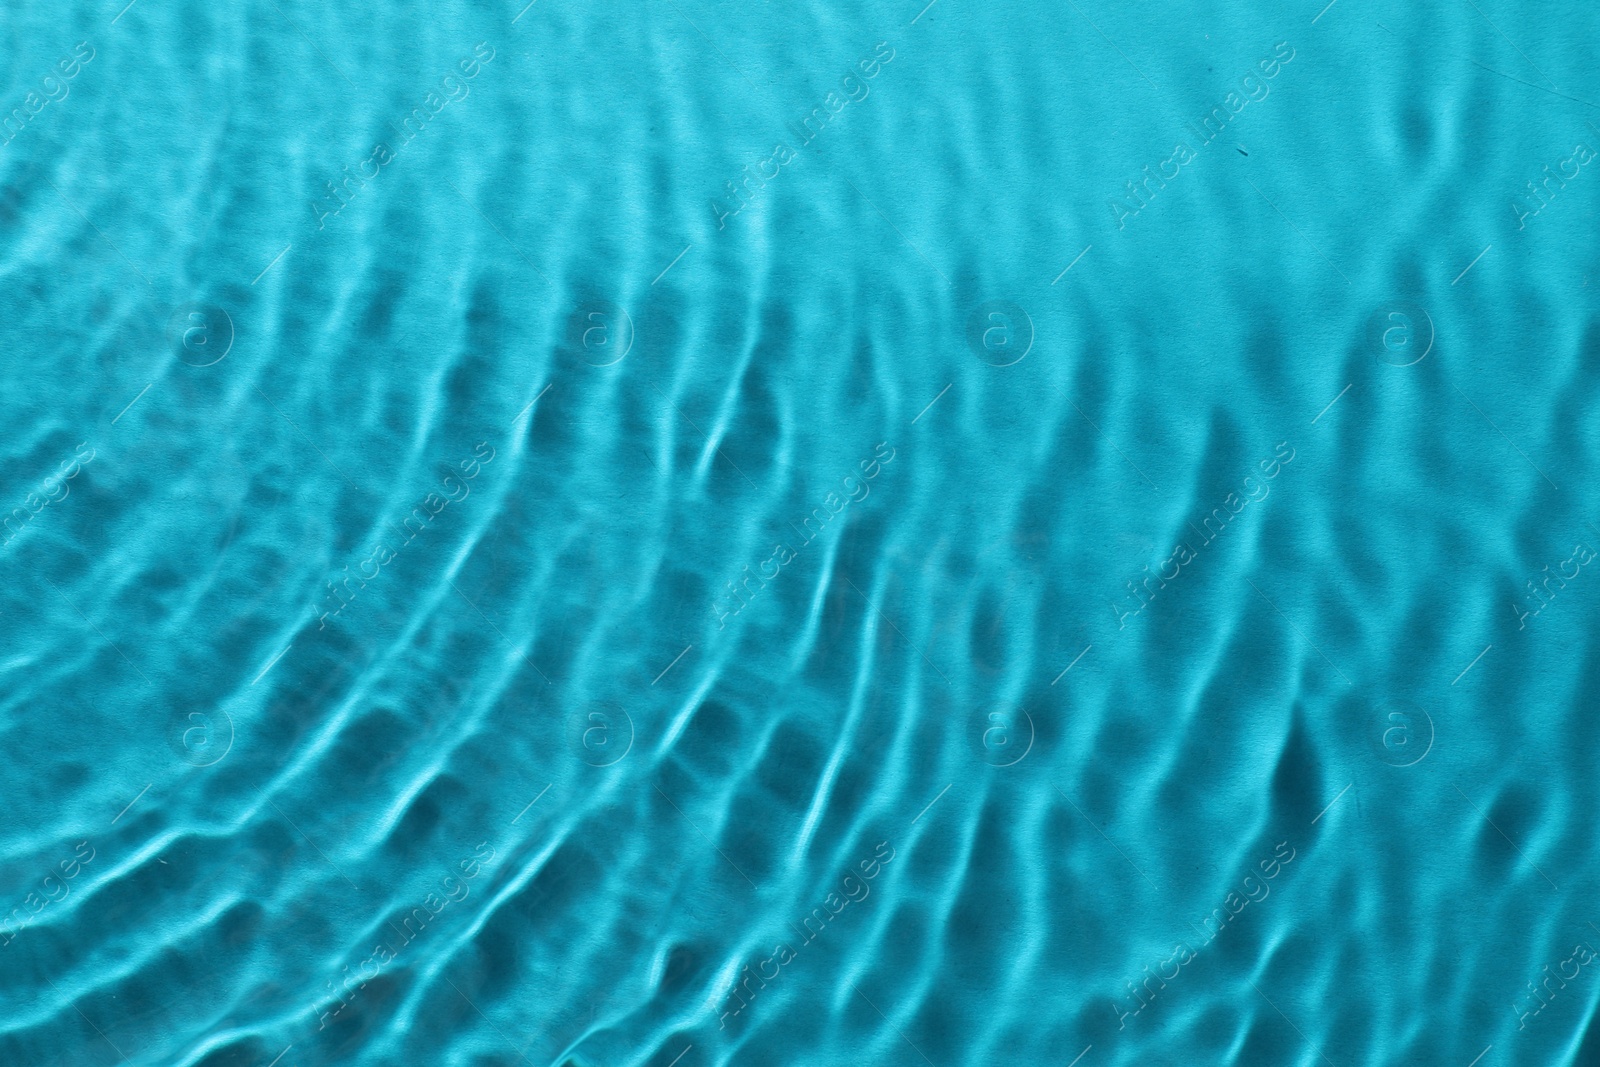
[2,1,1598,1064]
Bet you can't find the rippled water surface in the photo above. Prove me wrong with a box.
[3,0,1599,1064]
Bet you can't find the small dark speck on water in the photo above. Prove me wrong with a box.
[1237,146,1248,155]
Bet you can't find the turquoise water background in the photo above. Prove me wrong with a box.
[2,0,1599,1064]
